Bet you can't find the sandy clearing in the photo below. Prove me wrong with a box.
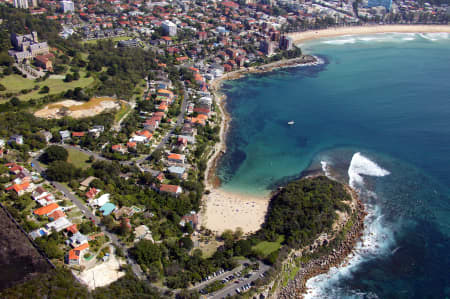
[76,253,125,290]
[34,98,121,119]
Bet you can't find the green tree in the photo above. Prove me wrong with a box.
[41,145,68,164]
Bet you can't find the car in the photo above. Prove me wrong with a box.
[245,274,252,278]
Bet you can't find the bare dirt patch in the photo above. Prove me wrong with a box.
[76,252,125,290]
[34,97,122,119]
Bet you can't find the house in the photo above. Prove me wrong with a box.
[85,187,100,199]
[46,217,71,232]
[180,212,199,229]
[194,107,211,116]
[167,153,185,164]
[67,231,89,247]
[9,134,23,145]
[91,193,110,207]
[66,224,78,234]
[6,181,32,196]
[167,166,186,178]
[59,130,71,141]
[181,124,194,136]
[134,224,153,242]
[89,125,104,138]
[72,132,85,138]
[48,210,66,221]
[114,206,135,220]
[67,243,89,265]
[159,184,182,196]
[80,176,97,188]
[99,202,116,216]
[40,131,52,143]
[34,203,60,216]
[32,186,48,201]
[112,144,127,154]
[35,53,54,71]
[30,228,48,240]
[127,141,137,149]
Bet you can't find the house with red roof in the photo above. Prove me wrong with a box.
[48,210,66,221]
[72,132,85,138]
[34,203,60,216]
[85,187,100,199]
[167,153,185,164]
[159,184,183,197]
[67,243,89,265]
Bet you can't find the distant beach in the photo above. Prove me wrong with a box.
[288,24,450,44]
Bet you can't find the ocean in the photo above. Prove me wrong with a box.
[216,33,450,298]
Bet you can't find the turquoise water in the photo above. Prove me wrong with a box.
[217,33,450,298]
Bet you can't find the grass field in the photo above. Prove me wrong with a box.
[67,147,91,169]
[0,71,95,102]
[252,235,284,258]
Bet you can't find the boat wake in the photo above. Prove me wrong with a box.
[305,152,394,298]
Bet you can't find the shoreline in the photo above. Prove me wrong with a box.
[288,24,450,44]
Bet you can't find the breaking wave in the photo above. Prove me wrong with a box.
[348,152,390,188]
[320,32,449,46]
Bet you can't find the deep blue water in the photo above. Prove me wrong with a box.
[217,33,450,298]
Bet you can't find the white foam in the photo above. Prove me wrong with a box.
[348,152,390,189]
[305,201,395,298]
[320,160,331,177]
[419,32,449,41]
[323,38,357,45]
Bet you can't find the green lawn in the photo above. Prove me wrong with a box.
[252,235,284,258]
[67,147,91,169]
[0,71,95,102]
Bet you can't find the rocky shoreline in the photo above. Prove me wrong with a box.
[276,197,367,298]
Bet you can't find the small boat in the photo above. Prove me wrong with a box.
[288,120,295,125]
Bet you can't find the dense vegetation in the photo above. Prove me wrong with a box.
[256,176,351,249]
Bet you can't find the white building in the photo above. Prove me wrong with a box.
[61,0,75,13]
[13,0,28,9]
[162,20,177,36]
[46,217,72,232]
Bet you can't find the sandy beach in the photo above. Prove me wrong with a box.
[201,188,269,234]
[288,24,450,44]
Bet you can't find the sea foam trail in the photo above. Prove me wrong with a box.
[348,152,390,188]
[305,153,392,298]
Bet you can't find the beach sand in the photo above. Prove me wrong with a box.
[201,188,269,235]
[288,25,450,44]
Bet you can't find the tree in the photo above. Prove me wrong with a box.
[39,85,49,94]
[10,97,20,106]
[132,240,161,268]
[41,145,68,164]
[45,161,78,182]
[179,237,193,251]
